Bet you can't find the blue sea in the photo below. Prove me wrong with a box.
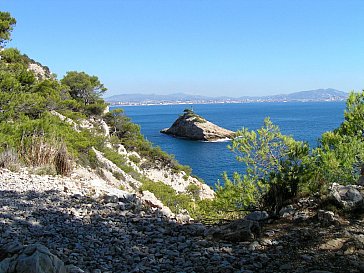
[111,102,346,187]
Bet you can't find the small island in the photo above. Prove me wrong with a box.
[161,109,235,141]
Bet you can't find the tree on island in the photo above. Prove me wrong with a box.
[0,11,16,47]
[61,71,107,105]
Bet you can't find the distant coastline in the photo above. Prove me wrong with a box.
[108,98,346,107]
[106,88,348,106]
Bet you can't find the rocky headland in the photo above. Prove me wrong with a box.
[161,109,235,141]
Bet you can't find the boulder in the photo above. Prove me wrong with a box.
[210,219,260,242]
[317,210,336,225]
[279,205,296,218]
[330,183,364,209]
[0,243,67,273]
[244,211,269,221]
[161,109,235,141]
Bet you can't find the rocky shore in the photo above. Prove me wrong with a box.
[1,168,364,273]
[161,109,235,141]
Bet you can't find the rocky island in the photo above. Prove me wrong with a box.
[161,109,235,141]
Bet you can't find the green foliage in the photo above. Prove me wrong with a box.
[61,71,107,106]
[216,172,260,210]
[0,12,16,47]
[208,117,310,215]
[140,180,194,214]
[310,132,364,190]
[191,173,259,222]
[128,154,141,164]
[83,101,107,116]
[113,171,125,181]
[182,108,206,123]
[336,91,364,138]
[185,184,201,201]
[306,91,364,193]
[101,147,127,169]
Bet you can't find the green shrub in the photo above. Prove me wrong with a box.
[140,180,193,214]
[30,164,57,176]
[185,184,200,200]
[113,171,125,181]
[83,102,107,117]
[226,117,309,213]
[128,154,141,164]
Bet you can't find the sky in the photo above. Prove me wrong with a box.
[1,0,364,97]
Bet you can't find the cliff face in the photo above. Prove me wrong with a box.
[161,110,235,141]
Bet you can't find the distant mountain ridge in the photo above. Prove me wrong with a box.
[106,88,348,104]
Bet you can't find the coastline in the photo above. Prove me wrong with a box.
[107,99,346,107]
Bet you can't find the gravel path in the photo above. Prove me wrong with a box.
[1,169,363,273]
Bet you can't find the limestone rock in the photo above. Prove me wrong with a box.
[161,109,234,141]
[330,183,364,209]
[319,238,347,251]
[244,211,269,221]
[0,243,67,273]
[317,210,336,225]
[279,205,296,218]
[210,219,260,242]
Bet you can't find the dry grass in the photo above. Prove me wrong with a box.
[20,133,73,176]
[0,148,20,171]
[54,144,73,176]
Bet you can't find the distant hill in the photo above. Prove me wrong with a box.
[258,88,348,101]
[106,88,348,104]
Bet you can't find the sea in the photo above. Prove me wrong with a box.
[111,102,346,187]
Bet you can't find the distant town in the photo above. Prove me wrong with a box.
[105,88,348,106]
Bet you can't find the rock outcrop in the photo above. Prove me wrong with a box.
[161,109,235,141]
[0,243,70,273]
[330,183,364,209]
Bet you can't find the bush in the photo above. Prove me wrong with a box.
[140,180,193,214]
[83,102,107,117]
[227,117,309,213]
[128,154,141,164]
[113,171,125,181]
[185,184,201,200]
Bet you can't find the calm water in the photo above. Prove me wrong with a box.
[111,102,346,187]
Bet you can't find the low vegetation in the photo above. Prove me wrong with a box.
[182,108,206,123]
[140,180,194,214]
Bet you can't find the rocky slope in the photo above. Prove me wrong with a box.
[0,168,363,273]
[161,109,235,141]
[49,110,215,202]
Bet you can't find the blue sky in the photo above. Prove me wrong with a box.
[1,0,364,97]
